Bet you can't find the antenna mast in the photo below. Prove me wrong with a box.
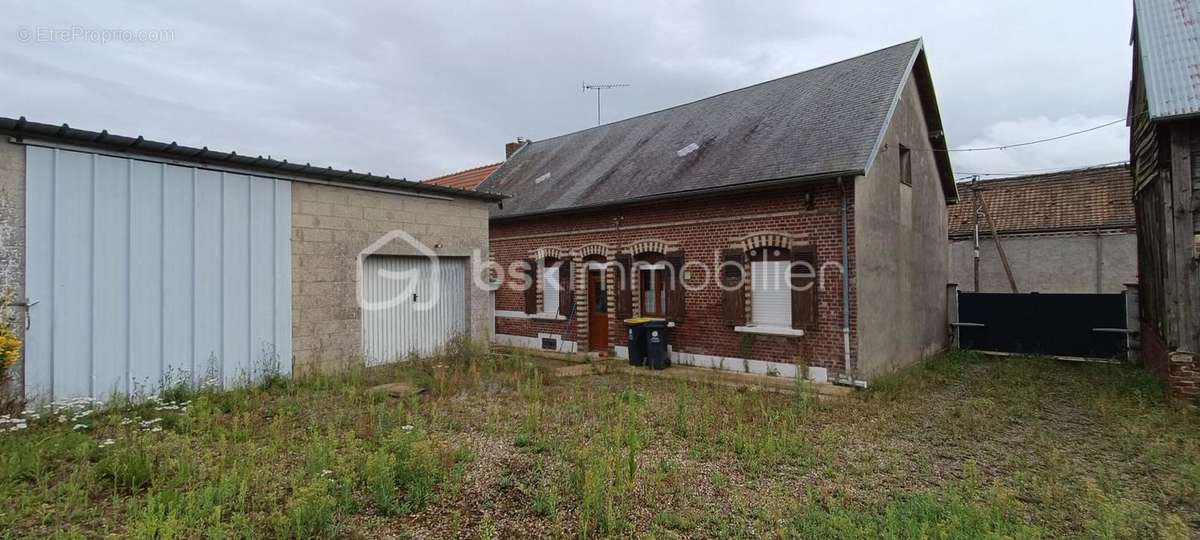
[582,82,630,126]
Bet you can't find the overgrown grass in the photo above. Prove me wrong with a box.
[1,346,1197,538]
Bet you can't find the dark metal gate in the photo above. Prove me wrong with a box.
[956,292,1128,359]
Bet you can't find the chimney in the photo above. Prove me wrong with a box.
[505,137,527,159]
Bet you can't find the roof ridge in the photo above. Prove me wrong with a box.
[422,162,503,183]
[958,164,1129,187]
[522,39,923,147]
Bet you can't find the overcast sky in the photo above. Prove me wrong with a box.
[1,1,1133,182]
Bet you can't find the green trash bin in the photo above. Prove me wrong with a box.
[644,319,670,370]
[624,318,652,366]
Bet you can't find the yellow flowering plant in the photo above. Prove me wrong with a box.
[0,291,22,379]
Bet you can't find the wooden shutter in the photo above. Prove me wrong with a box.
[615,253,633,319]
[666,252,686,322]
[720,248,746,326]
[559,260,574,317]
[523,258,537,315]
[790,247,817,329]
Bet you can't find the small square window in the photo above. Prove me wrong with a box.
[899,144,912,186]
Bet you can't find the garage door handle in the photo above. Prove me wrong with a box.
[412,293,418,302]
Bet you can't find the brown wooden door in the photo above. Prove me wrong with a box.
[587,269,609,352]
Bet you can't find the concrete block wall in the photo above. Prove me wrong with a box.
[0,141,24,403]
[291,182,491,374]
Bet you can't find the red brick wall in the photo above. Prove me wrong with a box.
[1140,322,1199,401]
[490,182,858,375]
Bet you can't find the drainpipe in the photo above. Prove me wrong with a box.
[839,178,853,380]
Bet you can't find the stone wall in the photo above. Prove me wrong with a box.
[291,182,491,374]
[0,141,24,403]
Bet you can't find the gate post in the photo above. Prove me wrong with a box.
[1123,283,1140,364]
[947,283,960,348]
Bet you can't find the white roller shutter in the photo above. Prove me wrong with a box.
[751,261,791,327]
[361,255,466,364]
[542,265,560,315]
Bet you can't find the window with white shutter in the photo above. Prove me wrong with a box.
[542,265,560,315]
[751,260,791,327]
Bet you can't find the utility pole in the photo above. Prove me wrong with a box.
[583,82,630,126]
[972,176,981,292]
[971,178,1019,293]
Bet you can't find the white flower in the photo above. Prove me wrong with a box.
[72,424,88,431]
[149,426,162,433]
[401,425,414,431]
[99,438,115,447]
[320,469,333,477]
[57,415,67,423]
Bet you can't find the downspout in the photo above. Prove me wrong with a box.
[839,177,853,380]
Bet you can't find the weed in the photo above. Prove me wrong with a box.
[97,442,154,493]
[277,478,337,538]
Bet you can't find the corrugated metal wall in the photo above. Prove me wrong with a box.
[24,146,292,402]
[361,255,465,364]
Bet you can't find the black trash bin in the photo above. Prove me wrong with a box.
[624,318,650,366]
[644,319,670,370]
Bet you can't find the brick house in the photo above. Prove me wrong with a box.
[1128,0,1200,400]
[947,165,1137,294]
[481,40,958,384]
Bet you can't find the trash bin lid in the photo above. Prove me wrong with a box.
[623,317,655,325]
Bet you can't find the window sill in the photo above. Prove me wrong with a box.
[734,325,804,337]
[495,310,567,321]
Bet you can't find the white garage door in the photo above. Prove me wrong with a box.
[361,255,466,364]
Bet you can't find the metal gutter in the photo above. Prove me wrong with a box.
[0,116,507,203]
[490,169,860,222]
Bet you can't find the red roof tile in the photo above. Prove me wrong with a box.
[423,163,502,191]
[947,165,1134,238]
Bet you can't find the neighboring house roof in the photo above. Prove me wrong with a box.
[947,165,1135,238]
[0,117,505,202]
[422,162,502,190]
[482,39,955,220]
[1132,0,1200,121]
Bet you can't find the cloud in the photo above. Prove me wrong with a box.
[949,115,1128,178]
[0,0,1134,180]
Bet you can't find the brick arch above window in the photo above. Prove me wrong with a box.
[529,246,572,261]
[577,243,613,259]
[733,231,804,252]
[622,239,679,257]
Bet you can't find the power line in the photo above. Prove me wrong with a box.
[953,160,1128,181]
[906,113,1137,153]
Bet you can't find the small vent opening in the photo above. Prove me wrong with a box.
[541,337,558,350]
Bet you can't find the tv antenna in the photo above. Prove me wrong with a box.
[582,82,630,126]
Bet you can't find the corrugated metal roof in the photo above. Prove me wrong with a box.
[0,117,506,202]
[947,165,1134,238]
[482,39,955,219]
[1134,0,1200,121]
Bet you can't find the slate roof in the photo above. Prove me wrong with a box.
[0,117,505,202]
[947,165,1135,238]
[1133,0,1200,121]
[482,39,954,219]
[423,162,502,190]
